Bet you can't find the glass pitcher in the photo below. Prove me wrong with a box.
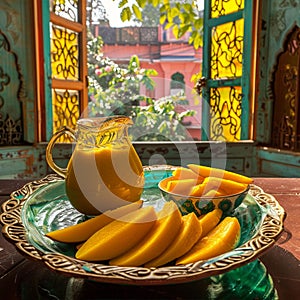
[46,116,145,216]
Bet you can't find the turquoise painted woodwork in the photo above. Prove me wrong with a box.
[241,0,254,140]
[256,147,300,177]
[0,0,36,144]
[201,1,211,141]
[254,0,300,176]
[256,0,300,144]
[42,0,53,141]
[201,0,254,141]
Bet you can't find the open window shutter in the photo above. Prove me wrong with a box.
[43,0,88,141]
[201,0,255,141]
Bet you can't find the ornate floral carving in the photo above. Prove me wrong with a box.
[270,0,299,41]
[271,25,300,150]
[0,1,21,44]
[0,31,23,145]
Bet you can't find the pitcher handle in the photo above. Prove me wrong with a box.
[46,126,76,178]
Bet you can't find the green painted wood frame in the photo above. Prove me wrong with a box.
[201,0,254,141]
[42,0,53,141]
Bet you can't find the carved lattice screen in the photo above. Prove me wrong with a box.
[0,32,23,145]
[272,25,300,151]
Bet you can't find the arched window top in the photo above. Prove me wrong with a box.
[171,72,185,90]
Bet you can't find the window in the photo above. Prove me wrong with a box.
[170,72,185,95]
[40,0,257,144]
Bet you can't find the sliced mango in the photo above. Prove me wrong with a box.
[145,212,202,267]
[176,216,241,264]
[187,164,253,184]
[75,206,157,261]
[189,177,247,197]
[172,167,204,183]
[166,178,197,195]
[202,177,248,195]
[109,201,182,267]
[46,200,143,243]
[198,208,223,238]
[189,183,206,197]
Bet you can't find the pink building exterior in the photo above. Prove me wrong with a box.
[95,25,203,139]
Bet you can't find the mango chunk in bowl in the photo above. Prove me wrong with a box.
[158,164,252,217]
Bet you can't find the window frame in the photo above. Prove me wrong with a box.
[201,0,258,141]
[40,0,258,144]
[41,0,88,141]
[37,0,258,177]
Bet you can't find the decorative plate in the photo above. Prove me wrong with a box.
[0,169,285,285]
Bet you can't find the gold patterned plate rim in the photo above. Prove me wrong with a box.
[0,174,286,286]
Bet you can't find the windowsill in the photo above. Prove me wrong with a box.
[257,146,300,156]
[132,140,255,145]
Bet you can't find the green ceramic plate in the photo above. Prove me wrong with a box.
[0,168,285,286]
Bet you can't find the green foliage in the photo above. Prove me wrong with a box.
[113,0,204,49]
[88,52,157,116]
[87,36,196,141]
[87,2,198,141]
[133,3,160,26]
[130,95,196,141]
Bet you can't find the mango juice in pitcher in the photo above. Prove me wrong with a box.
[46,116,144,215]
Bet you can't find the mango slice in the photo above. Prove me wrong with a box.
[46,200,143,243]
[144,212,202,267]
[198,208,223,238]
[165,178,197,195]
[176,216,241,264]
[187,164,253,184]
[75,206,157,261]
[190,177,247,197]
[109,201,182,267]
[189,183,206,197]
[202,176,248,195]
[172,167,204,182]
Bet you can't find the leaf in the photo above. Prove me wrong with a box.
[144,68,158,76]
[132,4,142,20]
[170,7,179,18]
[118,0,128,8]
[183,3,192,12]
[172,26,179,38]
[167,9,174,22]
[159,14,167,24]
[192,33,203,49]
[178,25,190,38]
[164,22,173,30]
[151,0,160,7]
[120,7,132,22]
[136,0,147,8]
[194,18,203,30]
[160,4,168,13]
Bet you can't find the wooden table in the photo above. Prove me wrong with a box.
[0,178,299,299]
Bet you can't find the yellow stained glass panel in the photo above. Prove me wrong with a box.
[210,86,242,141]
[52,89,80,141]
[211,0,244,18]
[51,25,79,80]
[211,19,244,79]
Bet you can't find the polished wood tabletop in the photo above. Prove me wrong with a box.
[0,177,299,299]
